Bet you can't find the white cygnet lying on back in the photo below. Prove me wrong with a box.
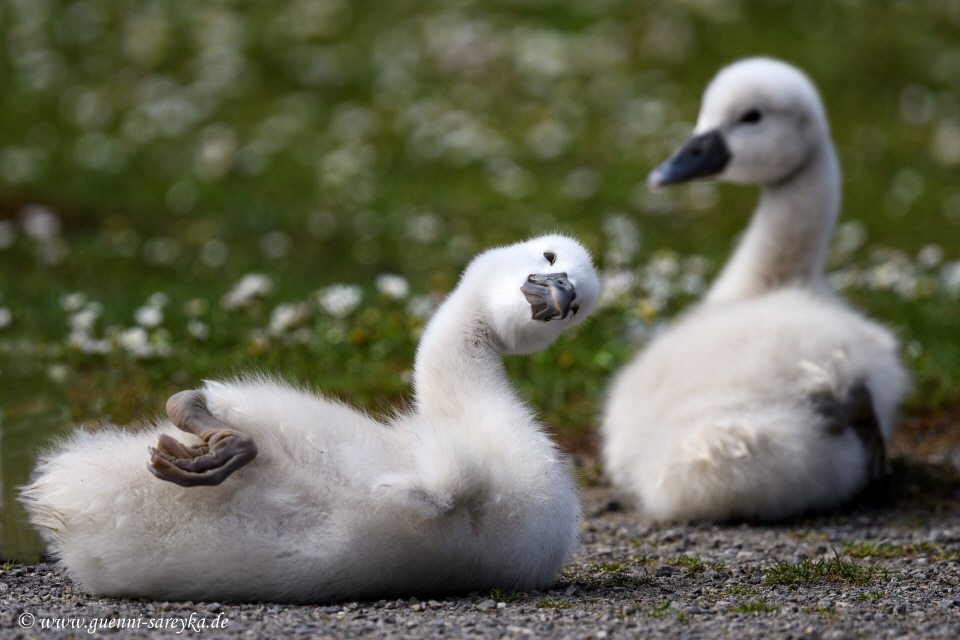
[22,234,600,603]
[602,57,908,522]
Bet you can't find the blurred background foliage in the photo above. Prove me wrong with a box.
[2,0,960,559]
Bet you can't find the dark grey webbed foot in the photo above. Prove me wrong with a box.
[813,381,887,485]
[148,390,258,487]
[845,382,888,483]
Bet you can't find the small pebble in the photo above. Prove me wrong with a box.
[476,599,496,611]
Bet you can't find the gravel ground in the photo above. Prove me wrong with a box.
[2,459,960,640]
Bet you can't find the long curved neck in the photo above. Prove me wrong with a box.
[412,289,529,422]
[705,143,840,304]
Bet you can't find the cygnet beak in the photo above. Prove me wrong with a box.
[521,273,578,322]
[647,130,731,191]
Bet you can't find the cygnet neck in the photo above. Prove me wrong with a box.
[412,286,527,422]
[705,143,841,304]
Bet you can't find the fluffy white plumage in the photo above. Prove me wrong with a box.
[22,234,601,603]
[602,58,909,522]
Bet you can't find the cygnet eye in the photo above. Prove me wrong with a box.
[543,251,556,265]
[740,108,762,124]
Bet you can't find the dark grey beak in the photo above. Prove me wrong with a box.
[647,130,731,190]
[521,273,578,322]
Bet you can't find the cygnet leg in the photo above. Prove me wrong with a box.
[844,383,888,484]
[813,382,887,485]
[148,390,258,487]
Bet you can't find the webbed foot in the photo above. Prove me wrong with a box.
[148,390,258,487]
[813,381,887,484]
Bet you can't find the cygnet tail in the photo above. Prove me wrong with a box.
[20,480,68,553]
[19,431,106,556]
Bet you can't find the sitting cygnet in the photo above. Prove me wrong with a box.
[602,58,908,522]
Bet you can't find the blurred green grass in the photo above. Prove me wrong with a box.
[2,0,960,560]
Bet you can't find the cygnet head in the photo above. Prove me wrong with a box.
[649,57,833,189]
[460,234,600,355]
